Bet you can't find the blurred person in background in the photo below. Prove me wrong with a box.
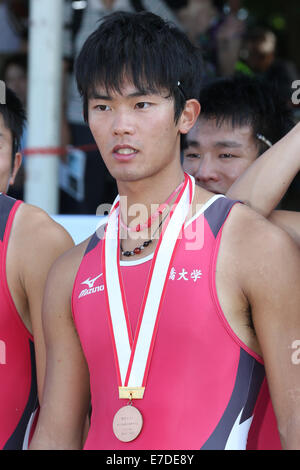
[1,52,71,203]
[2,53,27,107]
[175,0,246,78]
[0,0,22,55]
[235,26,299,107]
[0,0,28,57]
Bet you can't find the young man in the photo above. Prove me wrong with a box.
[183,74,294,196]
[0,88,74,449]
[30,12,300,450]
[183,75,299,247]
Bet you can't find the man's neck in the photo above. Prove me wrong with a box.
[117,168,185,228]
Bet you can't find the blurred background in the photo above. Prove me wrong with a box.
[0,0,299,222]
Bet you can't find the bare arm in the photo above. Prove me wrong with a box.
[269,210,300,247]
[11,204,74,401]
[232,206,300,448]
[29,245,91,450]
[226,122,300,217]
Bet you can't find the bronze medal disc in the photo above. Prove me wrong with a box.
[113,405,143,442]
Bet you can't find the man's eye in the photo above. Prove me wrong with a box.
[185,153,201,159]
[135,102,151,109]
[219,153,235,159]
[95,104,111,111]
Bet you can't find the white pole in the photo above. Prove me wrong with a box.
[25,0,63,214]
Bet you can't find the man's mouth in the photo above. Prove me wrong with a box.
[112,145,139,161]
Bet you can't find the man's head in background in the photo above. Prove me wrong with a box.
[183,74,295,194]
[239,27,276,75]
[0,87,25,193]
[1,54,27,107]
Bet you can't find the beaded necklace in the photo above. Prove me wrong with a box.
[119,181,184,233]
[120,209,171,257]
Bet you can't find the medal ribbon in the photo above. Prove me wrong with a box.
[102,173,194,395]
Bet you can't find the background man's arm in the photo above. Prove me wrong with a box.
[226,122,300,244]
[29,246,91,450]
[269,210,300,247]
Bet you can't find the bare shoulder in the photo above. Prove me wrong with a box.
[15,203,74,246]
[42,231,100,338]
[224,201,293,243]
[9,203,75,279]
[45,221,106,297]
[222,202,300,283]
[47,238,91,290]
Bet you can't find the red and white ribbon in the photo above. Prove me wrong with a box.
[102,174,194,391]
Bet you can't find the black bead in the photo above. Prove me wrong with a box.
[123,251,132,257]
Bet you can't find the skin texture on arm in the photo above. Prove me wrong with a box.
[226,122,300,217]
[269,210,300,247]
[223,204,300,449]
[7,203,75,401]
[29,242,91,450]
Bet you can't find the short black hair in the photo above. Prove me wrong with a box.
[198,74,295,155]
[0,87,26,164]
[75,11,203,125]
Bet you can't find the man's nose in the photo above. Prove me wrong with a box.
[194,156,219,184]
[112,111,135,136]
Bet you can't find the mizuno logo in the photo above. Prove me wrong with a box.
[81,273,103,289]
[78,273,104,299]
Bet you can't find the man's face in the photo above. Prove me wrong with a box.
[183,117,259,194]
[0,114,14,193]
[247,41,274,73]
[88,81,185,185]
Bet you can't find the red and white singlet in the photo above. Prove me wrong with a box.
[0,194,38,450]
[72,188,280,450]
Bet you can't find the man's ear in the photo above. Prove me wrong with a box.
[178,99,201,135]
[9,152,22,187]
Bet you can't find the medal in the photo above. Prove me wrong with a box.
[112,403,143,443]
[103,174,194,442]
